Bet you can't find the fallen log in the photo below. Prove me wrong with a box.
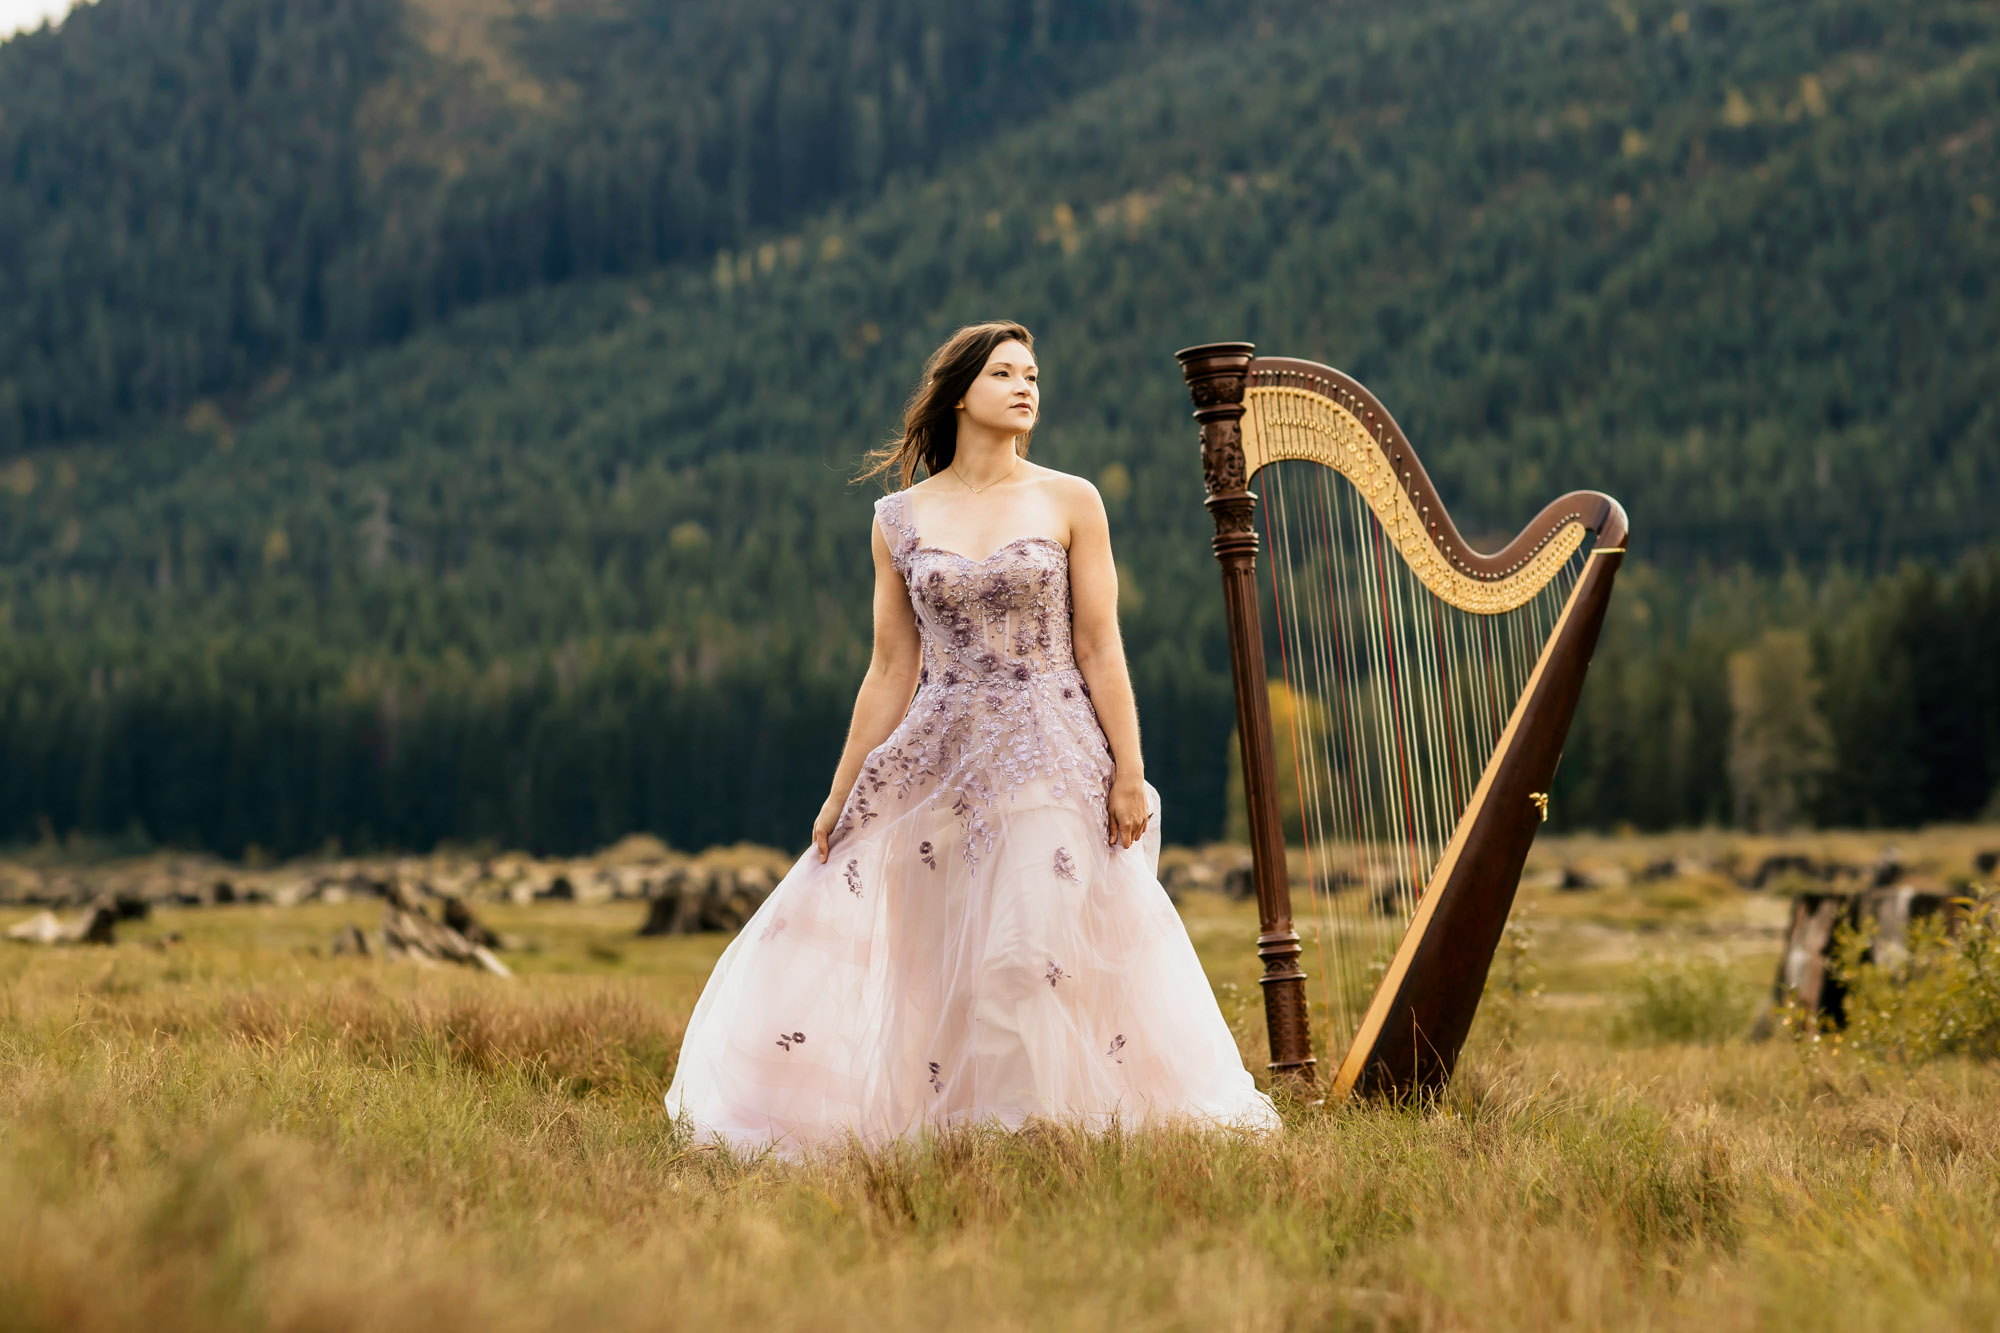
[6,902,117,946]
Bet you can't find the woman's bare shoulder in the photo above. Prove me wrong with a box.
[1017,466,1104,549]
[1021,462,1099,503]
[878,475,943,509]
[1031,466,1105,526]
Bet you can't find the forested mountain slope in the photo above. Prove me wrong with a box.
[0,0,1995,854]
[0,0,1286,447]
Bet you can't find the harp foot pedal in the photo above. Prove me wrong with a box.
[1529,792,1550,822]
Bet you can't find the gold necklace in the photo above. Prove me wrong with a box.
[950,457,1019,494]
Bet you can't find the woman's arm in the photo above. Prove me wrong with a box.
[812,516,923,862]
[1065,480,1151,849]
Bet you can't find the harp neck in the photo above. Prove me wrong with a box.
[1244,356,1625,571]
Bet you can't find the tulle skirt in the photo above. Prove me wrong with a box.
[665,778,1280,1155]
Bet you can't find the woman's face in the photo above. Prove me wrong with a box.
[956,339,1039,438]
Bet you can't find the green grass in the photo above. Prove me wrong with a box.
[4,850,2000,1331]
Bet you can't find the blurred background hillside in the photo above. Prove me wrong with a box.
[0,0,1995,857]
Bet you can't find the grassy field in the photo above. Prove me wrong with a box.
[4,830,2000,1332]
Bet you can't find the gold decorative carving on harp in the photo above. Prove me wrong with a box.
[1177,344,1628,1101]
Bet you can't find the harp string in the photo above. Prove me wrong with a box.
[1319,460,1387,1021]
[1352,454,1412,1018]
[1287,436,1371,1037]
[1318,448,1392,1026]
[1332,432,1399,1019]
[1271,437,1352,1036]
[1254,441,1592,1057]
[1260,457,1340,1040]
[1308,456,1380,1032]
[1291,457,1359,1028]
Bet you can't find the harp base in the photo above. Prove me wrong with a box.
[1257,947,1318,1087]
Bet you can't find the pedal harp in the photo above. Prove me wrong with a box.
[1178,345,1627,1100]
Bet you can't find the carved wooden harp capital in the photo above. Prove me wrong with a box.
[1178,344,1627,1100]
[1179,342,1259,548]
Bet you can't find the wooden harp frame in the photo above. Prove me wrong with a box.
[1177,343,1628,1100]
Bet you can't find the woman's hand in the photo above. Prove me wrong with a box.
[1106,773,1151,849]
[812,794,844,863]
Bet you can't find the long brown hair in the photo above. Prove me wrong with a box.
[859,321,1035,489]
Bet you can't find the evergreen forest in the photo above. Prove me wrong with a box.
[1,0,1996,856]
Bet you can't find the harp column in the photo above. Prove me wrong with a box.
[1177,342,1317,1085]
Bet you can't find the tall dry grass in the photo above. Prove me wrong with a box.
[2,863,1999,1331]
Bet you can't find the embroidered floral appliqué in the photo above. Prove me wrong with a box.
[1106,1034,1126,1063]
[1053,847,1078,882]
[776,1031,806,1052]
[1045,959,1071,988]
[927,1061,943,1094]
[843,859,862,897]
[919,840,936,870]
[842,493,1114,871]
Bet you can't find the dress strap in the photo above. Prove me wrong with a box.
[874,492,920,572]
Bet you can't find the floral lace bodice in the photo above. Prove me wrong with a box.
[833,492,1114,868]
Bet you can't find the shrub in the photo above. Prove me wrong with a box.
[1613,954,1756,1045]
[1837,891,2000,1065]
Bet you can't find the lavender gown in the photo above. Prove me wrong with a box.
[664,492,1279,1151]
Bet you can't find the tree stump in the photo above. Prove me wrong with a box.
[1767,885,1961,1027]
[1771,893,1851,1022]
[636,890,685,937]
[637,864,782,936]
[673,867,710,933]
[377,894,511,977]
[440,894,502,949]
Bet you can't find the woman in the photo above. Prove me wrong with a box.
[666,321,1279,1150]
